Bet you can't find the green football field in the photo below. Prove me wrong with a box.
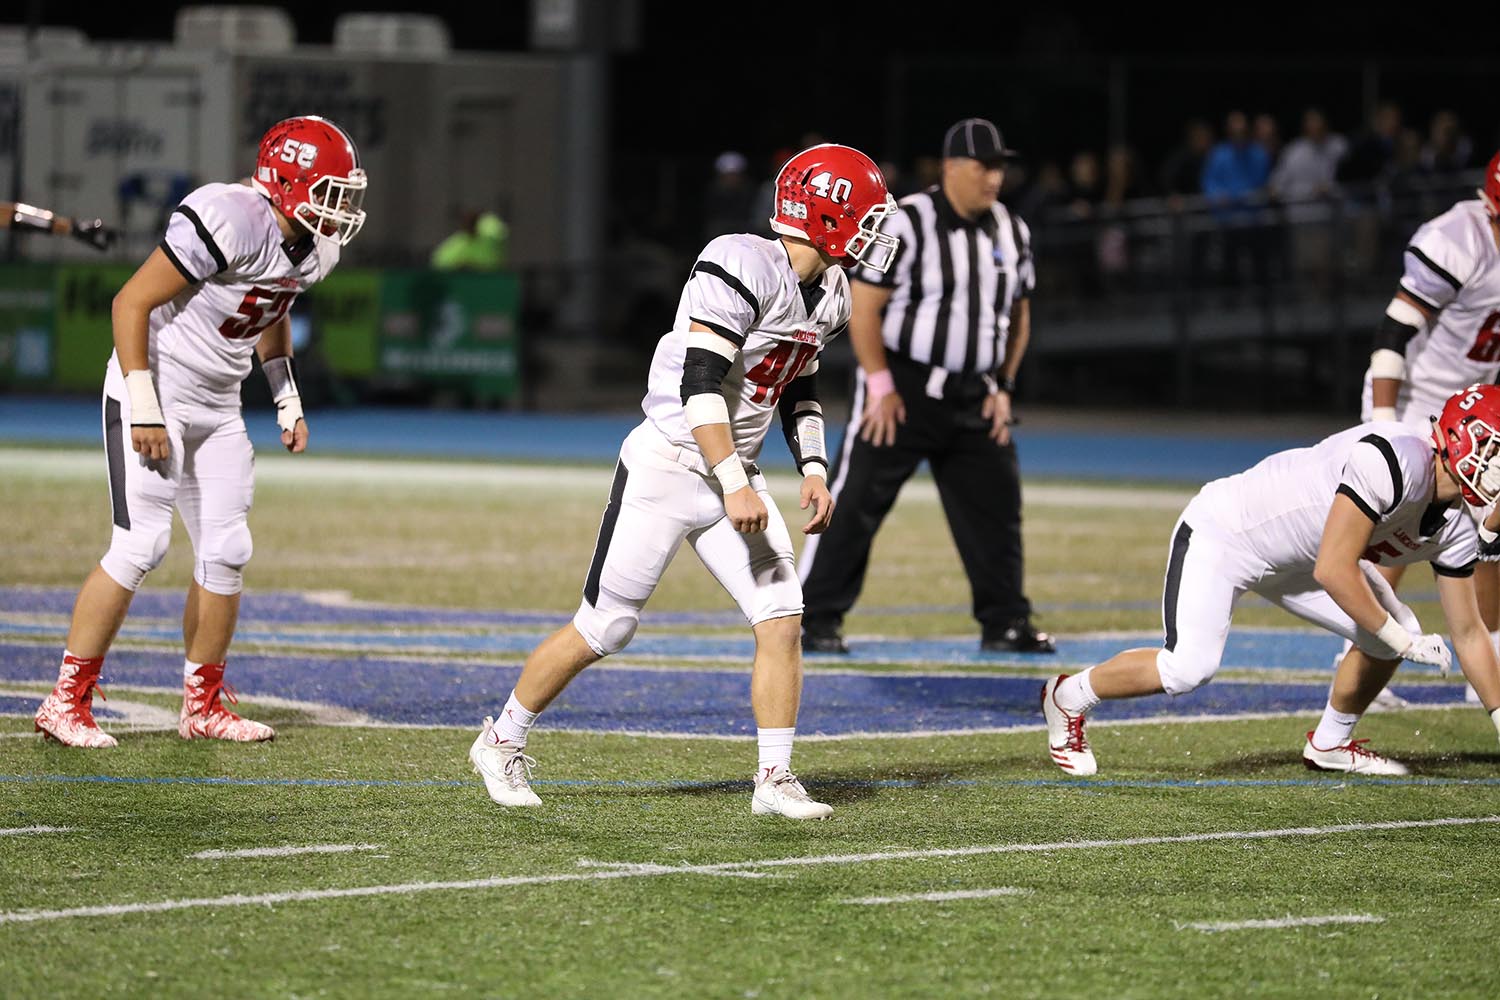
[3,446,1498,998]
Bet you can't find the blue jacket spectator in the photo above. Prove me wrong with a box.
[1201,111,1270,223]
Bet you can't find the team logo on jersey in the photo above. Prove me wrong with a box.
[790,329,819,344]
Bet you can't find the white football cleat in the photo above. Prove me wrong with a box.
[751,766,832,820]
[1302,732,1409,776]
[1041,674,1097,776]
[180,664,275,742]
[1366,686,1410,712]
[470,717,541,807]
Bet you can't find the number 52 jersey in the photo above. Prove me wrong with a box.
[1362,199,1500,424]
[641,234,851,464]
[130,181,340,407]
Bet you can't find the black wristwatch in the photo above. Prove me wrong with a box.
[997,374,1016,394]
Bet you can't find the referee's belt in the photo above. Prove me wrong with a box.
[887,353,997,402]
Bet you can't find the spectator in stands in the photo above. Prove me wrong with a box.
[1012,160,1070,223]
[703,150,754,242]
[1254,112,1284,166]
[1339,102,1403,186]
[1421,110,1474,173]
[1202,110,1272,295]
[749,134,826,237]
[1098,145,1144,289]
[1159,119,1214,205]
[1270,108,1348,286]
[431,208,508,271]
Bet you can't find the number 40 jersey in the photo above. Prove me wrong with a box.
[642,233,851,464]
[1361,199,1500,426]
[126,181,340,408]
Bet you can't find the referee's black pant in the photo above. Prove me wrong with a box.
[799,353,1032,636]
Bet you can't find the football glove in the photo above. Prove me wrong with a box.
[71,217,118,252]
[1403,633,1452,676]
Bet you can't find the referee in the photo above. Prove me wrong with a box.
[799,118,1055,655]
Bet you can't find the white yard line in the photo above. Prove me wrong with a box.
[189,843,383,861]
[1,815,1492,926]
[841,887,1032,905]
[1181,914,1384,933]
[0,826,75,837]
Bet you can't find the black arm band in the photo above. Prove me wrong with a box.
[1373,314,1421,353]
[680,347,733,402]
[778,372,825,472]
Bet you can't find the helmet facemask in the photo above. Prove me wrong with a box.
[294,170,368,246]
[842,195,900,273]
[1449,418,1500,506]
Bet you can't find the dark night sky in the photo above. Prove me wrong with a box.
[13,3,1498,174]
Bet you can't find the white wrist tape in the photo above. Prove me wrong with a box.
[124,369,164,426]
[262,355,300,403]
[1374,613,1413,658]
[1371,406,1398,423]
[865,368,895,401]
[712,453,750,494]
[1368,348,1406,382]
[275,395,304,435]
[684,393,730,430]
[1386,297,1428,332]
[801,460,828,481]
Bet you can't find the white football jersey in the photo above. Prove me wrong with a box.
[641,234,851,463]
[1194,422,1477,577]
[122,181,339,406]
[1361,200,1500,424]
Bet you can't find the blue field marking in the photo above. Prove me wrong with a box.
[0,642,1468,736]
[0,396,1319,482]
[4,773,1499,792]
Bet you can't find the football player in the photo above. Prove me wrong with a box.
[1352,150,1500,706]
[1041,384,1500,777]
[33,116,367,748]
[469,144,900,818]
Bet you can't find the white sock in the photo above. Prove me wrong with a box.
[1054,668,1100,714]
[1490,630,1499,655]
[1311,702,1361,750]
[184,658,202,680]
[493,691,538,746]
[757,727,795,775]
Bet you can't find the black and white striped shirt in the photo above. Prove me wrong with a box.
[851,186,1035,375]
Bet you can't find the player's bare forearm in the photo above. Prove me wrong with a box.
[256,316,294,361]
[1371,378,1402,411]
[112,249,191,371]
[690,421,737,468]
[1314,495,1386,632]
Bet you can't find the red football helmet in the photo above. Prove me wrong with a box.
[768,144,900,272]
[252,116,367,245]
[1480,150,1500,217]
[1433,383,1500,506]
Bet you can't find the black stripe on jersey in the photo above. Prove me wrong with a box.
[928,227,957,366]
[1406,245,1462,291]
[1010,213,1032,300]
[829,322,848,341]
[158,240,198,283]
[688,316,746,348]
[962,228,982,373]
[1336,483,1380,524]
[691,262,761,321]
[1397,281,1441,313]
[1359,434,1404,515]
[174,206,228,275]
[1419,500,1450,538]
[896,203,925,357]
[1432,560,1476,578]
[104,397,130,530]
[583,461,630,608]
[1162,522,1193,652]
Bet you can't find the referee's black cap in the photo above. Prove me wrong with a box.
[942,118,1020,165]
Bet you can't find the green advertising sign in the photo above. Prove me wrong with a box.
[303,268,381,378]
[0,264,56,385]
[54,264,136,390]
[378,270,521,402]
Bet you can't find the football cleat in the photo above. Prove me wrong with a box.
[34,654,116,748]
[470,717,542,807]
[179,663,275,742]
[752,766,832,819]
[1302,732,1409,776]
[1041,674,1097,776]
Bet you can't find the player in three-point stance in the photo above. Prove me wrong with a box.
[33,116,368,748]
[469,144,900,818]
[1351,150,1500,706]
[1041,384,1500,777]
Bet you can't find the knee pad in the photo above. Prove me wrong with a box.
[98,523,172,591]
[1155,646,1216,696]
[192,520,252,595]
[572,600,640,656]
[743,563,804,628]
